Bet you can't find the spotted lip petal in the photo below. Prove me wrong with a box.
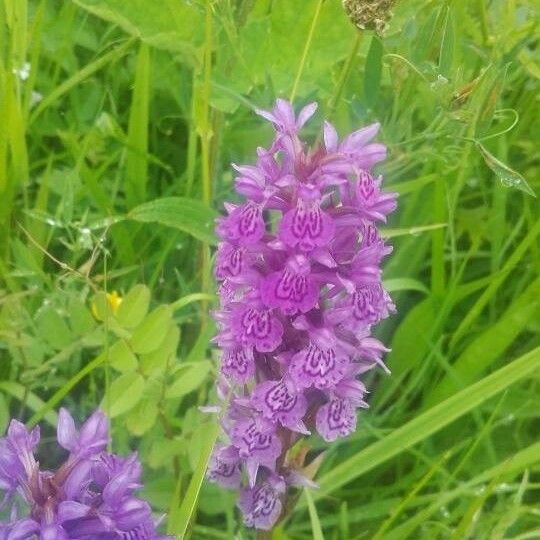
[279,198,336,252]
[231,306,284,352]
[289,343,348,390]
[316,398,357,442]
[260,261,319,315]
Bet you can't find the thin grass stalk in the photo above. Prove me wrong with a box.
[289,0,324,103]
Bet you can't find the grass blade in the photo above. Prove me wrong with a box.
[305,488,325,540]
[167,418,220,538]
[29,39,133,123]
[450,220,540,348]
[125,43,150,207]
[301,346,540,505]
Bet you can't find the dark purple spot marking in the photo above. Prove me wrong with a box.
[222,247,244,277]
[265,382,297,413]
[303,344,336,377]
[352,286,378,321]
[275,270,309,302]
[357,172,376,202]
[215,461,237,478]
[327,400,350,431]
[239,204,263,236]
[242,309,272,339]
[224,349,250,375]
[291,203,324,241]
[242,422,272,452]
[252,485,277,518]
[362,224,379,247]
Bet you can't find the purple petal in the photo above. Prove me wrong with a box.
[296,102,318,129]
[57,408,77,451]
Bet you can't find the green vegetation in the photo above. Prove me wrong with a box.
[0,0,538,538]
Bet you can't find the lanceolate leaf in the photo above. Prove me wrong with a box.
[128,197,218,244]
[476,141,536,197]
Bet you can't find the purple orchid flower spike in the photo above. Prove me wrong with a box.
[208,99,397,530]
[0,410,173,539]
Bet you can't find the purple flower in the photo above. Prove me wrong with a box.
[289,341,348,390]
[207,445,242,489]
[261,255,318,315]
[230,305,284,352]
[209,99,397,530]
[0,410,172,539]
[237,474,286,530]
[316,398,357,442]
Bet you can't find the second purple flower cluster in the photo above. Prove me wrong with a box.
[0,409,170,539]
[208,99,397,529]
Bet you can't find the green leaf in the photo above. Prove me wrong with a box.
[125,395,158,436]
[35,305,73,351]
[386,441,540,538]
[148,438,185,469]
[27,354,107,427]
[450,220,540,347]
[129,305,172,355]
[475,64,509,136]
[475,141,536,197]
[364,35,383,107]
[67,297,96,336]
[104,371,145,418]
[29,39,133,123]
[128,197,218,245]
[125,43,150,207]
[108,339,138,373]
[140,325,179,375]
[116,284,151,329]
[91,291,114,321]
[70,0,203,57]
[438,6,455,77]
[383,277,429,294]
[303,346,540,504]
[166,360,211,400]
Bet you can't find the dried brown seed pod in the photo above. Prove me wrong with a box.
[342,0,397,35]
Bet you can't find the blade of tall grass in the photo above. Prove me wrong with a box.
[305,488,325,540]
[450,219,540,348]
[29,38,133,124]
[26,353,106,427]
[298,346,540,506]
[372,450,451,539]
[0,381,58,426]
[385,440,540,538]
[289,0,324,102]
[381,222,447,239]
[426,277,540,405]
[125,43,150,207]
[167,418,220,538]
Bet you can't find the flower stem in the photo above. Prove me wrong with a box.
[289,0,325,103]
[327,33,362,116]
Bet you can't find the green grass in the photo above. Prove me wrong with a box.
[0,0,539,538]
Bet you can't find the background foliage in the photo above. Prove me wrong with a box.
[0,0,539,538]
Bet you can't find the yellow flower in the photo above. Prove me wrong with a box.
[91,290,123,319]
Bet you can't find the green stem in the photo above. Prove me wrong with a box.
[327,33,362,116]
[289,0,324,103]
